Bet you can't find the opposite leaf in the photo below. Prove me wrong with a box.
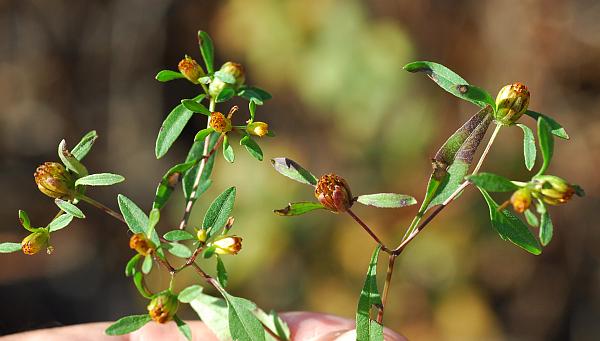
[356,193,417,208]
[536,116,554,176]
[274,202,325,216]
[47,213,74,232]
[55,199,85,218]
[271,158,318,186]
[356,245,383,341]
[174,315,192,341]
[58,140,88,177]
[105,315,152,336]
[466,173,519,192]
[525,110,569,139]
[517,124,537,171]
[183,134,219,202]
[71,130,98,161]
[198,31,214,74]
[155,94,205,159]
[153,161,197,210]
[240,135,263,161]
[0,242,22,253]
[75,173,124,187]
[224,293,266,341]
[204,187,236,239]
[155,70,185,82]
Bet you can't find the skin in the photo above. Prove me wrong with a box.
[1,312,406,341]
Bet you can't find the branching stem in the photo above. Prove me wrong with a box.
[78,195,126,224]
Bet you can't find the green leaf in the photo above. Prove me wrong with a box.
[105,315,152,336]
[356,245,383,341]
[163,230,195,242]
[216,256,228,287]
[141,254,153,274]
[238,86,272,103]
[178,285,204,303]
[174,315,192,341]
[204,187,236,239]
[421,107,494,212]
[517,124,537,171]
[240,135,263,161]
[75,173,125,187]
[538,202,553,246]
[190,293,231,340]
[155,70,185,82]
[479,188,542,255]
[203,245,217,259]
[181,99,211,115]
[153,161,197,210]
[224,293,266,341]
[198,31,214,74]
[147,208,160,237]
[271,157,318,186]
[249,100,257,122]
[182,133,219,202]
[155,94,205,159]
[0,242,22,253]
[223,135,235,163]
[165,242,192,258]
[117,195,162,257]
[356,193,417,208]
[466,172,519,192]
[274,202,325,216]
[536,116,554,176]
[253,309,291,341]
[524,209,539,227]
[133,272,152,299]
[214,70,237,84]
[72,130,98,161]
[18,210,34,232]
[525,110,569,139]
[125,254,141,277]
[194,128,215,142]
[216,87,236,103]
[58,139,88,176]
[47,213,74,232]
[403,61,494,108]
[55,199,85,218]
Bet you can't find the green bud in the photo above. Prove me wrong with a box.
[34,162,75,199]
[21,230,50,255]
[219,62,245,87]
[510,188,532,213]
[532,175,578,206]
[494,82,530,125]
[208,78,229,98]
[147,291,179,324]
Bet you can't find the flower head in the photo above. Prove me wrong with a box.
[129,233,155,256]
[178,55,204,84]
[21,230,50,255]
[147,291,179,324]
[211,235,243,255]
[315,174,353,213]
[209,112,232,134]
[494,82,530,125]
[34,162,75,199]
[246,122,269,137]
[532,175,577,206]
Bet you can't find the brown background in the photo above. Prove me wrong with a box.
[0,1,599,340]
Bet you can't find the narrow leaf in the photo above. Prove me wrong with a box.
[105,315,152,336]
[271,157,318,186]
[18,210,33,231]
[479,188,542,255]
[155,94,205,159]
[47,213,74,232]
[182,133,219,202]
[125,254,141,277]
[240,135,263,161]
[75,173,125,187]
[223,135,235,163]
[356,193,417,208]
[536,116,554,176]
[525,110,569,139]
[72,130,98,161]
[216,87,236,103]
[356,245,383,341]
[194,128,214,142]
[58,140,88,176]
[174,315,192,341]
[524,209,539,227]
[153,161,197,210]
[274,202,325,216]
[133,272,152,299]
[165,242,192,258]
[181,99,211,115]
[216,256,228,287]
[238,86,272,103]
[190,293,231,340]
[214,70,236,84]
[0,242,22,253]
[538,202,553,246]
[466,172,519,192]
[224,293,266,341]
[55,199,85,218]
[118,195,162,256]
[517,124,537,171]
[155,70,185,82]
[203,187,236,238]
[404,61,494,108]
[198,31,214,74]
[141,254,153,274]
[163,230,195,242]
[178,285,204,303]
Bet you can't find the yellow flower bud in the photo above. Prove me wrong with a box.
[219,62,245,87]
[209,112,232,134]
[494,82,530,125]
[197,229,207,243]
[177,56,204,84]
[34,162,75,199]
[129,233,155,256]
[21,230,50,255]
[315,174,353,213]
[510,188,532,213]
[212,235,243,255]
[246,122,269,137]
[147,291,179,324]
[208,78,228,98]
[533,175,576,206]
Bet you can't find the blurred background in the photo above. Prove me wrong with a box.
[0,0,599,340]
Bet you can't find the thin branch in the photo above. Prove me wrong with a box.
[346,208,391,253]
[78,195,126,224]
[377,254,396,324]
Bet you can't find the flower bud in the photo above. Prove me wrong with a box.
[21,230,50,255]
[197,229,207,243]
[129,233,155,256]
[209,112,232,134]
[178,55,204,84]
[533,175,576,206]
[494,82,530,125]
[208,78,228,98]
[212,235,243,255]
[246,122,269,137]
[219,62,245,87]
[315,174,353,213]
[510,188,532,213]
[34,162,75,199]
[147,291,179,324]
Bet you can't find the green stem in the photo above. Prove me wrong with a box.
[77,195,126,224]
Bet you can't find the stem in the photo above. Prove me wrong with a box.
[377,254,396,324]
[78,195,126,224]
[179,99,219,230]
[346,208,391,253]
